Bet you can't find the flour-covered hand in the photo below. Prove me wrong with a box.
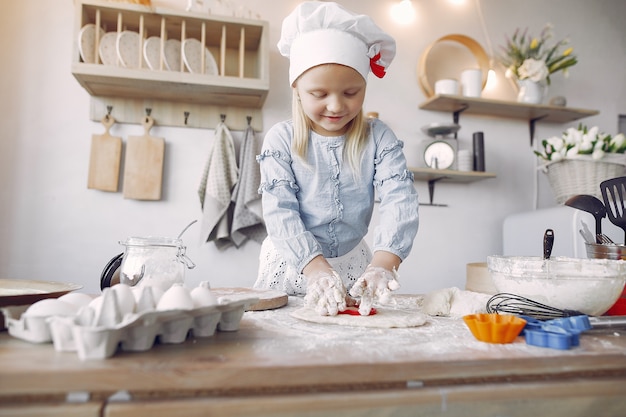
[349,266,400,315]
[304,270,347,316]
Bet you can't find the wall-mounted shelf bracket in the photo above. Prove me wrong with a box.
[529,114,548,146]
[452,104,469,125]
[422,176,449,207]
[410,167,497,207]
[452,104,469,138]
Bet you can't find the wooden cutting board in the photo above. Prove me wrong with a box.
[123,115,165,200]
[212,287,288,311]
[87,115,122,192]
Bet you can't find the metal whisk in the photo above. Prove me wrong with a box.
[486,293,584,321]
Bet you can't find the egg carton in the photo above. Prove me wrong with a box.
[1,283,258,360]
[2,292,95,344]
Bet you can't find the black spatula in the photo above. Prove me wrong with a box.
[600,176,626,243]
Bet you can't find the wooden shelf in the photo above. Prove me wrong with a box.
[419,95,599,144]
[410,167,496,183]
[72,63,269,107]
[414,95,597,204]
[72,0,269,129]
[419,94,599,123]
[409,167,496,206]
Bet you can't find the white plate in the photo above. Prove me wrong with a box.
[117,30,141,69]
[99,32,118,66]
[143,36,163,70]
[163,39,182,71]
[78,23,105,64]
[183,38,218,75]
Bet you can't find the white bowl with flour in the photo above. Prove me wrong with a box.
[487,256,626,316]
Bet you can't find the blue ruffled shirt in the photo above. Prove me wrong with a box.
[257,118,419,273]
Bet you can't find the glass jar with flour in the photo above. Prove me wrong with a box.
[119,237,195,291]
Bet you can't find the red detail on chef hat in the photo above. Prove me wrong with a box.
[369,53,387,78]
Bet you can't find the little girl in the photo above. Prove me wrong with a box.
[254,1,419,316]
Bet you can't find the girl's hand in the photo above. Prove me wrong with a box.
[303,270,347,316]
[349,266,400,315]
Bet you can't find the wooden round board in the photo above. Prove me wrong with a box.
[0,279,83,330]
[212,288,288,311]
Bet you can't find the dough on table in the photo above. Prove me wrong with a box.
[291,306,428,328]
[421,287,490,317]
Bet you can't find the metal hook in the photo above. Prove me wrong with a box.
[220,114,226,122]
[105,105,113,121]
[145,108,152,116]
[184,111,190,125]
[246,115,252,126]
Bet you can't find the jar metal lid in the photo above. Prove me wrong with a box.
[119,236,183,248]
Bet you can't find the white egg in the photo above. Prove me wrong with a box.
[24,299,79,317]
[134,285,158,313]
[131,286,143,302]
[88,295,104,316]
[88,293,118,321]
[131,284,164,305]
[92,288,123,327]
[75,304,96,326]
[112,284,136,316]
[190,281,218,308]
[156,284,193,311]
[58,292,94,308]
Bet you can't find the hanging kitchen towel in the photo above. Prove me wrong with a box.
[198,121,239,246]
[230,124,267,247]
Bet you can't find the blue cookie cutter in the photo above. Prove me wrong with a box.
[519,315,591,350]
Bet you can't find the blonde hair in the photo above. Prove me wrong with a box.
[291,88,369,176]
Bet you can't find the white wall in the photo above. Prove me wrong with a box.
[1,0,624,295]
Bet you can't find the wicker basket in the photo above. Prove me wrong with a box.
[541,156,626,204]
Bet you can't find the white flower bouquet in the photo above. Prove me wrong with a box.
[536,124,626,162]
[499,24,577,85]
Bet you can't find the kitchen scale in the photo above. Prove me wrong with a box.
[415,122,461,207]
[420,122,460,170]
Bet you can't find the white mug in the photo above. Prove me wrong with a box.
[461,69,483,97]
[434,79,459,95]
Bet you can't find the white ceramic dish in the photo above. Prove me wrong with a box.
[163,39,182,71]
[117,30,141,69]
[143,36,163,70]
[182,38,218,75]
[78,23,105,64]
[99,32,119,66]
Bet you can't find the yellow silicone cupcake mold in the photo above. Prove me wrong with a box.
[463,313,526,344]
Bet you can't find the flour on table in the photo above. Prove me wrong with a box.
[291,306,428,328]
[421,287,490,317]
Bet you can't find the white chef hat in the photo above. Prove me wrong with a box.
[277,1,396,85]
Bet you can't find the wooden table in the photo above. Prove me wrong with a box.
[1,296,625,416]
